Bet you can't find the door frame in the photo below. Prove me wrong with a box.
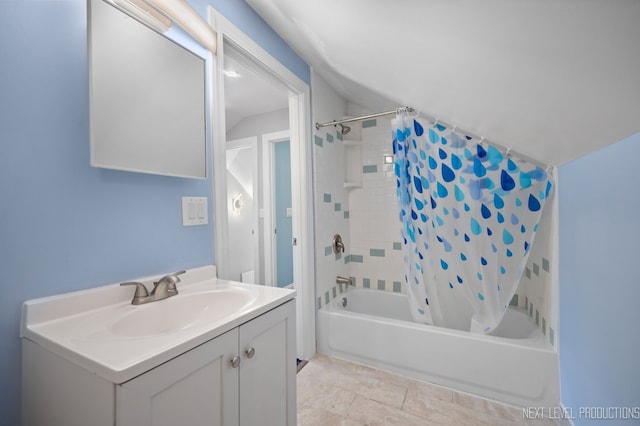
[208,8,315,359]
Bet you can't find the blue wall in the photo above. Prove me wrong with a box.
[559,131,640,424]
[0,1,307,424]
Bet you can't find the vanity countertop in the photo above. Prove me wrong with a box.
[21,266,295,384]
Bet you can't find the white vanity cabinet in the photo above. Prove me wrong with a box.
[117,300,296,426]
[22,296,296,426]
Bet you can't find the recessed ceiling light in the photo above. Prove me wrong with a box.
[224,70,240,78]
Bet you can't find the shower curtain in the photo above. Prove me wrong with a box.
[393,111,552,333]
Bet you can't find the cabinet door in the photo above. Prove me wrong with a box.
[117,328,239,426]
[239,300,296,426]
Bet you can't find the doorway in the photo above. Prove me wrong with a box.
[261,132,293,288]
[208,9,315,359]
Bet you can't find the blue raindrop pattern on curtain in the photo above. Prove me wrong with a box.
[393,112,552,333]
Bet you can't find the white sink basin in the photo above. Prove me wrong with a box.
[110,288,254,338]
[21,266,296,383]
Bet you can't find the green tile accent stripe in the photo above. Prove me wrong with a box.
[393,281,402,292]
[317,297,321,310]
[542,317,547,335]
[535,309,540,326]
[525,267,531,279]
[533,263,540,276]
[344,254,351,264]
[550,327,555,346]
[324,246,332,256]
[324,292,329,304]
[393,242,402,250]
[323,193,331,202]
[332,287,337,298]
[370,248,385,257]
[529,302,533,317]
[334,252,342,261]
[334,203,341,211]
[314,135,323,147]
[343,211,350,219]
[363,278,370,288]
[336,131,343,141]
[350,254,364,263]
[362,119,377,128]
[326,133,334,143]
[362,165,378,173]
[542,258,550,272]
[377,280,385,290]
[510,294,519,307]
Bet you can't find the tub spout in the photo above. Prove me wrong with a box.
[336,276,353,286]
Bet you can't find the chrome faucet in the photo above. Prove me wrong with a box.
[336,275,353,286]
[120,271,186,305]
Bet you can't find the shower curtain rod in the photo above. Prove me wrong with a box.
[315,107,415,129]
[316,106,551,171]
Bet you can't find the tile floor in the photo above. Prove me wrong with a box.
[297,355,568,426]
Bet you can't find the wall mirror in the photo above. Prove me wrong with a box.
[88,0,207,178]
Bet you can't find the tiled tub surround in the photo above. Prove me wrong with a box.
[348,117,407,296]
[318,287,560,408]
[311,72,351,310]
[518,190,559,348]
[313,127,351,310]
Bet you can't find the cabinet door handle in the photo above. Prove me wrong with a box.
[245,347,255,359]
[230,356,241,368]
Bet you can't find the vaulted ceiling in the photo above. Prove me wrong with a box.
[246,0,640,166]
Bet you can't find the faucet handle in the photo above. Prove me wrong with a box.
[154,271,186,294]
[332,234,345,253]
[120,282,149,299]
[168,271,186,290]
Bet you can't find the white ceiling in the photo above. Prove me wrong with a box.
[246,0,640,166]
[224,53,289,132]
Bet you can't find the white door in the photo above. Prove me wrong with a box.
[116,329,239,426]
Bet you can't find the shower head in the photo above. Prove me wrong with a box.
[338,123,351,135]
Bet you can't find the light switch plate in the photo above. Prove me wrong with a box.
[182,197,208,226]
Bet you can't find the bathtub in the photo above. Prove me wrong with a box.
[318,288,560,408]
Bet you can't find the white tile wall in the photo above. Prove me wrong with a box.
[517,179,559,348]
[347,117,405,293]
[311,71,350,308]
